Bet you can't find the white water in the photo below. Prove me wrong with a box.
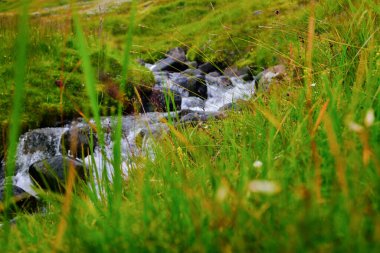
[2,71,255,197]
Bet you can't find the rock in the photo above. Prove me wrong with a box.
[29,155,88,193]
[136,58,145,66]
[180,111,226,123]
[198,62,218,74]
[165,47,187,62]
[170,73,207,99]
[60,126,97,158]
[185,61,198,69]
[182,68,203,77]
[21,130,60,157]
[151,57,188,72]
[153,71,169,84]
[0,184,39,213]
[151,47,188,72]
[149,88,182,112]
[208,71,221,77]
[257,64,287,91]
[205,74,232,88]
[224,66,253,80]
[181,97,205,111]
[218,100,245,112]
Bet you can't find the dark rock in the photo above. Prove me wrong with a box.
[153,71,169,84]
[205,74,232,88]
[198,62,218,74]
[185,61,198,69]
[170,73,207,99]
[0,184,40,214]
[22,130,60,157]
[60,126,97,158]
[149,88,182,112]
[151,58,188,73]
[29,156,88,193]
[165,47,187,62]
[224,66,253,80]
[152,47,188,72]
[182,68,203,77]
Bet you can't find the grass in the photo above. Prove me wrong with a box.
[0,0,380,252]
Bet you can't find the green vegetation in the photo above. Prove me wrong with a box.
[1,0,380,252]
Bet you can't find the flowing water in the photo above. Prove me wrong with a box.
[1,72,255,196]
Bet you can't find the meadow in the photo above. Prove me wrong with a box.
[0,0,379,252]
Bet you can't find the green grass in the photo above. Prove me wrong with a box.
[0,0,380,252]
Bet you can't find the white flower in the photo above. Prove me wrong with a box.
[248,180,281,195]
[348,121,364,133]
[253,160,263,169]
[310,83,316,87]
[216,186,228,202]
[364,109,375,127]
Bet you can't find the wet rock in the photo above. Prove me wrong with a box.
[205,74,232,88]
[29,155,88,193]
[224,66,253,80]
[257,64,287,91]
[0,184,39,213]
[181,97,205,111]
[60,126,97,158]
[170,73,207,99]
[185,61,198,69]
[153,71,169,84]
[21,130,60,157]
[182,68,203,77]
[198,62,218,74]
[165,47,187,62]
[151,47,188,72]
[149,88,182,112]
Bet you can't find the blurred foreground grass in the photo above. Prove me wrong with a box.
[0,0,379,252]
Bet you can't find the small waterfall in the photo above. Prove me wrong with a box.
[1,63,256,197]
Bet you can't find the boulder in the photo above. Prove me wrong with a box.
[205,74,232,88]
[182,68,203,77]
[165,47,187,62]
[257,64,287,91]
[185,61,198,69]
[29,155,88,193]
[60,126,97,158]
[149,88,182,112]
[170,73,207,99]
[224,66,253,80]
[0,184,39,214]
[181,97,205,111]
[21,130,60,157]
[151,47,188,72]
[198,62,218,74]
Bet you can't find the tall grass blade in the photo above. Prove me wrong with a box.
[2,0,29,248]
[112,0,137,213]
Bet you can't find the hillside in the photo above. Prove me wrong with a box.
[0,0,379,252]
